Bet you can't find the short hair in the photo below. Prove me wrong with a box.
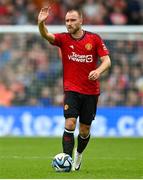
[66,8,83,18]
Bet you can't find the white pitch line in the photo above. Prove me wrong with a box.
[94,157,140,160]
[0,155,53,159]
[0,156,140,161]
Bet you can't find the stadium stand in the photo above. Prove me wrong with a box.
[0,33,143,106]
[0,0,143,25]
[0,0,143,106]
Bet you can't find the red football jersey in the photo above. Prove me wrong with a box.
[51,31,109,95]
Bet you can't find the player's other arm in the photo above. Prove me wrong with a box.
[38,7,55,43]
[88,55,111,81]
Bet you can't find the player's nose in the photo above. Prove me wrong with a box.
[67,21,72,26]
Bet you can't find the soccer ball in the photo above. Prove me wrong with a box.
[52,153,72,172]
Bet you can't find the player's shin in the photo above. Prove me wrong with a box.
[62,128,75,157]
[77,134,90,153]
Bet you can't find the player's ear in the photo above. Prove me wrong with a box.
[80,17,83,25]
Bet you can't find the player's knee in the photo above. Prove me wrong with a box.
[79,131,89,138]
[65,118,76,130]
[79,126,90,138]
[79,128,90,138]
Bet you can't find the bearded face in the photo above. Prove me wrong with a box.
[65,11,83,35]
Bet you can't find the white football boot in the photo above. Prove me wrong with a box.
[72,148,82,171]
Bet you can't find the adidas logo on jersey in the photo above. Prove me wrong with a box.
[69,45,74,49]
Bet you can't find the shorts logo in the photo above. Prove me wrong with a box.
[64,104,69,110]
[85,43,92,51]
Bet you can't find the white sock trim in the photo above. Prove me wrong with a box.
[64,128,74,133]
[79,134,90,139]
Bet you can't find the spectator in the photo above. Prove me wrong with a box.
[0,0,143,25]
[107,0,128,25]
[39,86,52,106]
[0,80,15,106]
[82,0,108,25]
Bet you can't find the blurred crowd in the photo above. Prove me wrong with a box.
[0,0,143,107]
[0,33,143,107]
[99,40,143,106]
[0,0,143,25]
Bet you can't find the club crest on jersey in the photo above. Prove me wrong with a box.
[85,43,92,51]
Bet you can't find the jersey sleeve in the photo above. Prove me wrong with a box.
[50,33,63,47]
[95,35,109,57]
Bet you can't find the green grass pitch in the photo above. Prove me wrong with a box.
[0,137,143,179]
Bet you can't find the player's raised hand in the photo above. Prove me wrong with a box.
[38,7,51,24]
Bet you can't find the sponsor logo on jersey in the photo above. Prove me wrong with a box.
[68,52,93,63]
[85,43,92,50]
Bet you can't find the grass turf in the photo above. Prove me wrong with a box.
[0,137,143,179]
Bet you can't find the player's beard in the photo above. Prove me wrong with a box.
[67,26,80,35]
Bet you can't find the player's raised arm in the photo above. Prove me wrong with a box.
[38,7,55,43]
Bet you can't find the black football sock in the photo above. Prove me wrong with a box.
[62,128,74,157]
[77,134,90,154]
